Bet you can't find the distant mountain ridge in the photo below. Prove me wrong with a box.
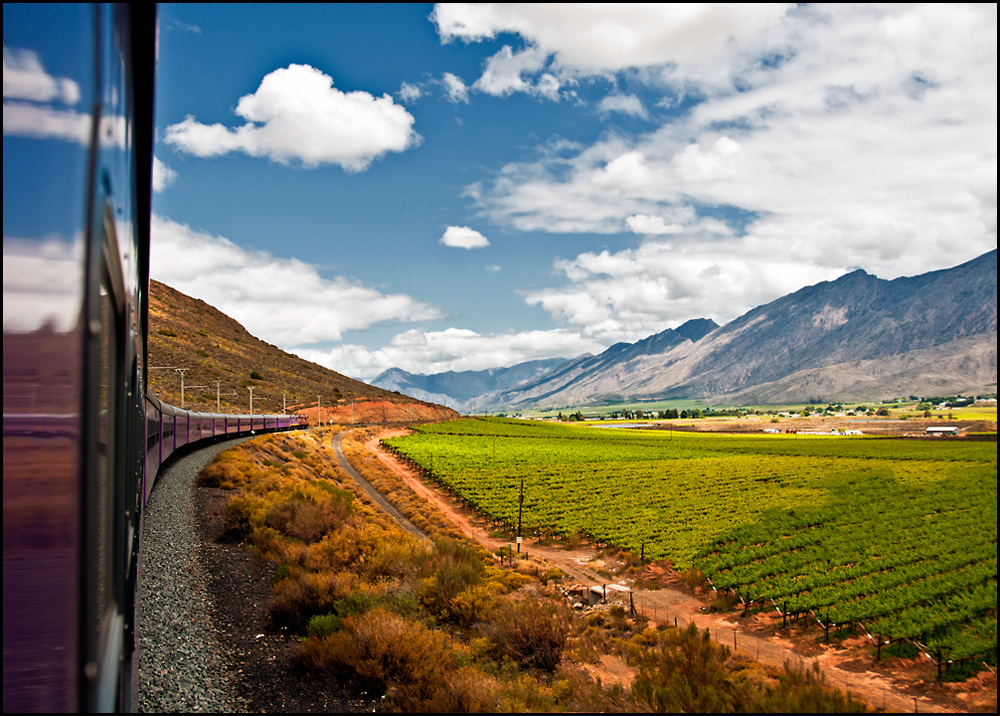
[372,358,568,411]
[378,251,997,409]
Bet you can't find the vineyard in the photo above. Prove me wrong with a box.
[383,418,997,667]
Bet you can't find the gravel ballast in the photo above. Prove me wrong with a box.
[136,435,379,713]
[137,440,247,713]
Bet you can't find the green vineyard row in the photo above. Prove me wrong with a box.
[384,418,997,663]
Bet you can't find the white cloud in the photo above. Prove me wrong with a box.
[440,225,490,249]
[152,157,177,192]
[2,46,95,144]
[170,19,202,34]
[297,326,602,381]
[2,236,83,332]
[523,241,842,337]
[441,72,469,103]
[461,4,995,336]
[2,101,90,143]
[3,47,80,104]
[625,214,685,236]
[598,94,648,119]
[398,81,422,104]
[150,215,444,346]
[164,64,420,171]
[474,45,560,99]
[432,4,790,73]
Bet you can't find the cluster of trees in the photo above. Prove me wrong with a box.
[609,408,704,420]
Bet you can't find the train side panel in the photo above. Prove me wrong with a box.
[2,5,156,711]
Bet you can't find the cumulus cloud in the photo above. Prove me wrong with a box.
[297,326,602,381]
[440,225,490,249]
[432,4,790,73]
[463,3,995,336]
[424,4,1000,348]
[441,72,469,103]
[598,94,648,119]
[398,81,422,104]
[523,241,842,338]
[625,214,685,235]
[150,215,444,346]
[474,45,560,99]
[164,64,420,171]
[152,157,177,192]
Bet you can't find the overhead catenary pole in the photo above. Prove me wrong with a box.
[175,368,188,408]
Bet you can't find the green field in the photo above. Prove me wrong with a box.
[385,417,997,663]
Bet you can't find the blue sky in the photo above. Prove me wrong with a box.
[5,4,997,381]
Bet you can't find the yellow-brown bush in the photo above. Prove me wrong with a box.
[485,596,571,672]
[297,607,497,712]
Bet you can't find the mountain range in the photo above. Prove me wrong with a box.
[374,250,997,410]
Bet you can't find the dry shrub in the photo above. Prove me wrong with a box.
[626,623,866,712]
[419,562,482,619]
[265,498,328,542]
[448,583,501,626]
[218,495,255,541]
[682,565,706,592]
[198,459,249,489]
[254,482,354,542]
[252,525,308,566]
[298,607,496,712]
[269,569,357,630]
[483,564,532,593]
[303,521,391,574]
[418,538,489,619]
[493,673,559,712]
[486,596,571,672]
[358,533,433,581]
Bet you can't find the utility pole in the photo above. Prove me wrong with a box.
[248,386,255,414]
[517,476,524,553]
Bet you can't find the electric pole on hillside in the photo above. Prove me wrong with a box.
[176,368,188,408]
[214,381,235,412]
